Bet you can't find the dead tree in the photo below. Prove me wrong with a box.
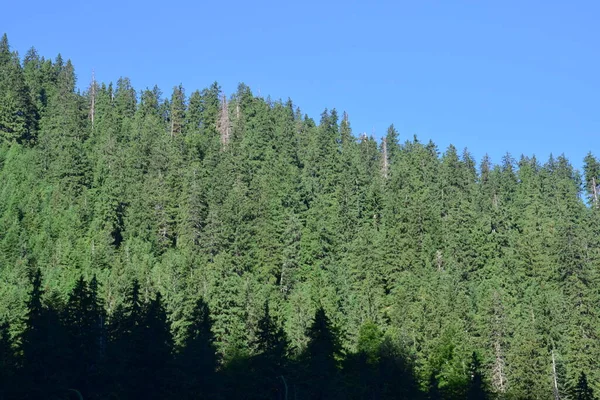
[551,346,561,400]
[89,70,97,130]
[217,94,231,147]
[491,291,507,394]
[381,137,389,179]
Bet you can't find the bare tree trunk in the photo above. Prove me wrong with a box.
[217,94,231,148]
[492,339,506,393]
[279,263,287,294]
[382,137,389,179]
[551,349,560,400]
[89,70,96,130]
[491,291,507,394]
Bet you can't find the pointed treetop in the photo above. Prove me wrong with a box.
[1,33,9,52]
[385,124,398,143]
[0,33,10,65]
[25,269,44,319]
[55,53,64,71]
[24,46,39,63]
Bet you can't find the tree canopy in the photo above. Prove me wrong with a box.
[0,33,599,399]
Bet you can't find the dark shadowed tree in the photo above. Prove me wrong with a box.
[300,307,342,399]
[20,269,69,399]
[62,275,106,396]
[466,352,489,400]
[0,321,16,399]
[252,301,290,399]
[177,297,218,399]
[573,372,597,400]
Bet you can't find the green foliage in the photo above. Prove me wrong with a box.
[0,34,37,144]
[176,296,217,398]
[1,34,600,399]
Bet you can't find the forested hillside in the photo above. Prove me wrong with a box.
[1,34,600,399]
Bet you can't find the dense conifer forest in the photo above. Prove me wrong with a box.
[1,33,599,399]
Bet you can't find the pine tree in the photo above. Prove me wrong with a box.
[249,301,290,398]
[3,37,600,399]
[573,372,597,400]
[63,275,106,396]
[301,307,342,399]
[0,34,37,143]
[384,124,400,169]
[0,321,16,399]
[170,84,186,138]
[38,58,89,194]
[106,279,146,398]
[177,297,217,399]
[141,292,174,399]
[20,269,69,398]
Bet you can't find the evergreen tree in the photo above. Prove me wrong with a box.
[573,372,597,400]
[63,275,106,396]
[177,297,217,399]
[106,279,146,398]
[301,307,342,399]
[252,301,289,398]
[0,322,16,399]
[141,292,174,399]
[0,34,37,143]
[20,268,69,399]
[2,36,600,399]
[169,84,186,138]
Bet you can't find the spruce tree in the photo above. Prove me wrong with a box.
[0,322,16,399]
[301,307,342,399]
[574,372,597,400]
[0,34,37,143]
[252,301,289,398]
[177,297,217,399]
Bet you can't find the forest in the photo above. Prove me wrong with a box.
[0,33,599,399]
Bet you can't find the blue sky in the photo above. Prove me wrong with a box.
[4,1,599,170]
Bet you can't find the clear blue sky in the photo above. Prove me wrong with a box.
[4,1,599,171]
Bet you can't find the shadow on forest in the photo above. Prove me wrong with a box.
[0,270,492,400]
